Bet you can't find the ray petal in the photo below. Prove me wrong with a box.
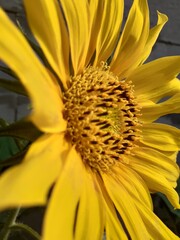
[95,175,129,240]
[43,147,85,240]
[141,123,180,151]
[93,0,124,66]
[129,150,180,208]
[60,0,90,75]
[114,164,153,209]
[129,147,179,184]
[102,173,150,239]
[24,0,70,87]
[110,0,149,78]
[0,9,66,133]
[85,0,104,65]
[0,133,66,209]
[137,78,180,103]
[105,210,129,240]
[140,93,180,123]
[131,56,180,96]
[136,201,180,240]
[74,171,104,240]
[140,11,168,63]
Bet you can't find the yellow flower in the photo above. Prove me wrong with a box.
[0,0,180,239]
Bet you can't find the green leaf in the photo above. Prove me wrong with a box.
[157,193,180,218]
[152,192,180,236]
[0,119,36,169]
[0,147,28,168]
[0,119,42,142]
[176,177,180,196]
[0,136,19,161]
[152,179,180,236]
[0,118,8,128]
[157,178,180,218]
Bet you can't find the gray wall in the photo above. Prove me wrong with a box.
[0,0,28,123]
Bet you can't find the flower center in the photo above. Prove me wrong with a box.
[63,64,141,172]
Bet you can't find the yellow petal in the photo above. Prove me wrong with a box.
[105,211,128,240]
[140,11,168,63]
[157,150,178,163]
[114,164,153,209]
[129,149,180,208]
[136,201,180,240]
[60,0,90,75]
[131,56,180,97]
[85,0,104,64]
[141,123,180,151]
[43,147,85,240]
[0,133,66,209]
[95,175,129,240]
[110,0,149,78]
[0,9,66,133]
[24,0,69,88]
[102,173,150,239]
[140,93,180,123]
[129,147,179,183]
[74,172,104,240]
[138,78,180,103]
[93,0,124,65]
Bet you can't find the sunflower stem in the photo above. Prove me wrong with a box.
[10,223,41,240]
[0,207,20,240]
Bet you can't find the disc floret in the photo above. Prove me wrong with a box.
[63,64,141,172]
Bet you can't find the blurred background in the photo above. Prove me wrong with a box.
[0,0,180,239]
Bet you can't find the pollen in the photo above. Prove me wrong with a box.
[63,64,141,172]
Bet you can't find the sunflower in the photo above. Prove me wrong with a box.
[0,0,180,239]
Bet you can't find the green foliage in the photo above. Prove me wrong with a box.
[152,178,180,237]
[0,119,42,142]
[0,136,19,162]
[0,118,41,169]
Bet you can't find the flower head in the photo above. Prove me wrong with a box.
[0,0,180,239]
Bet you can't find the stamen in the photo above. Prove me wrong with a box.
[63,64,141,172]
